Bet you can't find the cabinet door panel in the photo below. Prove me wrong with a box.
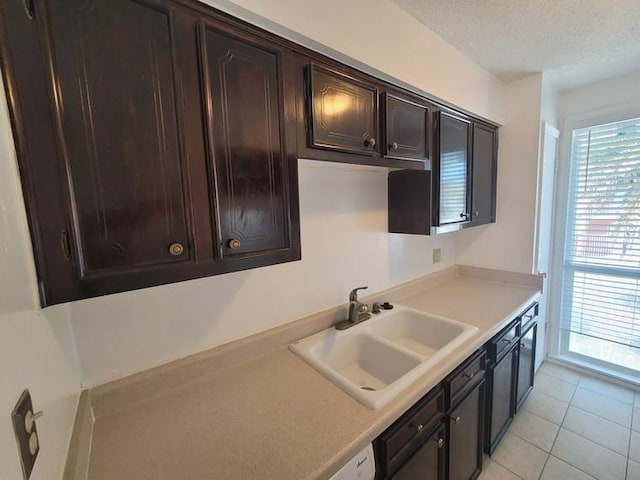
[471,123,497,223]
[489,348,517,451]
[449,381,484,480]
[202,27,290,259]
[48,0,191,275]
[385,94,428,161]
[309,65,379,155]
[517,323,537,409]
[437,113,470,225]
[391,427,444,480]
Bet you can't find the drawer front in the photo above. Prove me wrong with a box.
[519,303,539,333]
[491,320,519,361]
[381,388,445,473]
[448,350,486,406]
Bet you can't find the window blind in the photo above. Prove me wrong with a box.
[439,150,467,224]
[561,117,640,349]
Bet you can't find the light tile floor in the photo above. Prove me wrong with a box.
[479,361,640,480]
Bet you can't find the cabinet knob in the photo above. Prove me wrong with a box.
[228,238,241,250]
[414,423,424,433]
[390,141,398,150]
[462,372,475,380]
[168,243,184,256]
[452,416,461,424]
[460,212,468,219]
[473,211,480,217]
[435,437,444,449]
[521,342,526,347]
[365,137,376,148]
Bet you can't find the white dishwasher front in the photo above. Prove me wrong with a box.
[329,444,375,480]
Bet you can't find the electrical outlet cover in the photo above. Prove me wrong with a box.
[432,248,442,263]
[11,389,39,480]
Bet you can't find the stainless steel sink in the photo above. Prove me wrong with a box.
[290,305,478,409]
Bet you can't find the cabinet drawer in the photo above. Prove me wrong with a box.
[379,388,444,474]
[519,303,539,333]
[448,350,486,406]
[490,320,519,362]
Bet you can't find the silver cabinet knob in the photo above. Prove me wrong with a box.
[462,372,475,380]
[452,416,461,424]
[169,243,184,256]
[390,141,398,150]
[365,137,376,148]
[416,423,424,432]
[473,211,480,217]
[228,239,241,250]
[435,437,444,448]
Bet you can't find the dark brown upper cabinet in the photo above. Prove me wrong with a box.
[199,23,298,262]
[384,93,430,162]
[0,0,300,306]
[388,109,498,236]
[434,111,472,230]
[470,123,498,226]
[46,0,193,277]
[296,60,428,170]
[307,64,380,156]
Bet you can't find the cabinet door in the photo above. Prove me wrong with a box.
[201,26,298,260]
[436,112,470,226]
[392,427,445,480]
[308,65,379,155]
[385,94,428,161]
[448,380,485,480]
[516,323,537,410]
[47,0,192,276]
[488,347,517,453]
[471,123,497,224]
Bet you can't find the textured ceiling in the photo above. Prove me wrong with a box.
[391,0,640,90]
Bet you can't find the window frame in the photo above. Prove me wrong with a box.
[548,101,640,382]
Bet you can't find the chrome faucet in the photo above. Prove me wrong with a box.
[335,286,371,330]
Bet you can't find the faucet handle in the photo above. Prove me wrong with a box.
[349,286,368,301]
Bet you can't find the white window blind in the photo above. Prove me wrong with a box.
[439,150,467,224]
[561,117,640,350]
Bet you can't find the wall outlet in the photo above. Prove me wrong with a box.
[11,389,41,480]
[432,248,442,263]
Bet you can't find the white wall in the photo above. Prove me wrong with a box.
[559,70,640,124]
[71,161,457,385]
[0,77,81,479]
[455,74,544,274]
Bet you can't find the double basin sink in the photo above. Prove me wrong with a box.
[290,305,478,409]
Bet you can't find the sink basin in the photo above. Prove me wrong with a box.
[290,305,478,409]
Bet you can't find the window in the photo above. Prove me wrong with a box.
[559,116,640,376]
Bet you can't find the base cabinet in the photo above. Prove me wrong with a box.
[447,380,485,480]
[486,344,517,453]
[375,351,485,480]
[516,320,538,410]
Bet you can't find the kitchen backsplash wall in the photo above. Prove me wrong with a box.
[70,161,457,386]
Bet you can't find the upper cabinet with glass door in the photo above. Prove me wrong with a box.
[432,111,498,234]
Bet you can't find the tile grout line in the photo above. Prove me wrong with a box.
[536,373,580,479]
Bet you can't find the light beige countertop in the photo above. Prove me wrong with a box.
[69,266,541,480]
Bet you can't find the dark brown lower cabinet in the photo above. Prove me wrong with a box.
[391,427,445,480]
[446,350,486,480]
[486,344,517,453]
[516,322,537,410]
[374,388,445,480]
[448,382,485,480]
